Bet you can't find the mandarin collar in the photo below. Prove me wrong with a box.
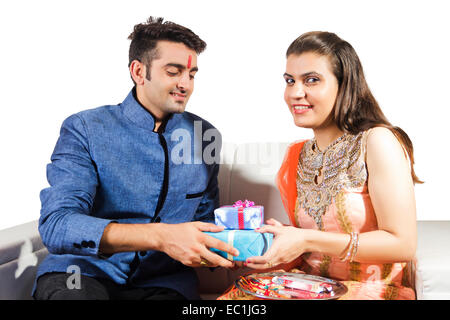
[121,87,181,133]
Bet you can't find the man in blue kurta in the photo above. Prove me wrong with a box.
[33,16,238,300]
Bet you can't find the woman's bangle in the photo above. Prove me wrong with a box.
[339,232,359,262]
[349,232,360,262]
[339,233,353,261]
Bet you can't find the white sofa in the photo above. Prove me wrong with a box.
[1,142,449,300]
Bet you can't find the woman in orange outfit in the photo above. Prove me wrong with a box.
[219,31,421,300]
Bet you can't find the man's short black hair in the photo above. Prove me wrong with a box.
[128,16,206,82]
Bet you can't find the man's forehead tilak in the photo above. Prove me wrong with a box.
[187,55,192,69]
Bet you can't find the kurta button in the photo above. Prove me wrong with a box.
[81,241,88,248]
[88,241,96,248]
[73,243,81,249]
[139,251,146,257]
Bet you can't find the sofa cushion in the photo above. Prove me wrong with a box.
[415,221,450,300]
[229,142,290,224]
[1,143,450,300]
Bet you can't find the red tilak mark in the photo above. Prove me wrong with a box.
[187,55,192,69]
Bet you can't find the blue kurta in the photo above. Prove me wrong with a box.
[34,88,221,299]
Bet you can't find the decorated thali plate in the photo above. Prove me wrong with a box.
[235,272,348,300]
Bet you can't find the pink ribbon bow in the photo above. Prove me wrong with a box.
[233,199,255,208]
[232,200,255,229]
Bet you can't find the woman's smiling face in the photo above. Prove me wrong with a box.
[283,52,339,130]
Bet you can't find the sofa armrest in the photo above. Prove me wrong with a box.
[0,220,48,299]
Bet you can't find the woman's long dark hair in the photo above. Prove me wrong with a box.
[287,31,422,184]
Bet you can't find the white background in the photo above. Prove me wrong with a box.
[0,0,449,230]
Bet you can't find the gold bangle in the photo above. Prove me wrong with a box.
[339,233,353,261]
[349,233,360,262]
[340,232,358,262]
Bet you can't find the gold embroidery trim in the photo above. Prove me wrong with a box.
[349,262,362,282]
[401,262,412,288]
[384,285,399,300]
[335,191,353,234]
[335,188,362,282]
[382,263,393,280]
[382,263,399,300]
[294,198,300,227]
[319,255,332,278]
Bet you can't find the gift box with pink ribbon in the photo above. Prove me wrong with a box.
[214,200,264,230]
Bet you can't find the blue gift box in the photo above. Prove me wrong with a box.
[214,205,264,230]
[204,229,273,261]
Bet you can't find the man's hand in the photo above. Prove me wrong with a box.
[156,221,239,268]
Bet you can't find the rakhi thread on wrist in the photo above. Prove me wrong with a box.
[339,232,359,262]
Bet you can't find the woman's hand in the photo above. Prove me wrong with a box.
[244,219,309,270]
[157,222,239,268]
[265,218,285,227]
